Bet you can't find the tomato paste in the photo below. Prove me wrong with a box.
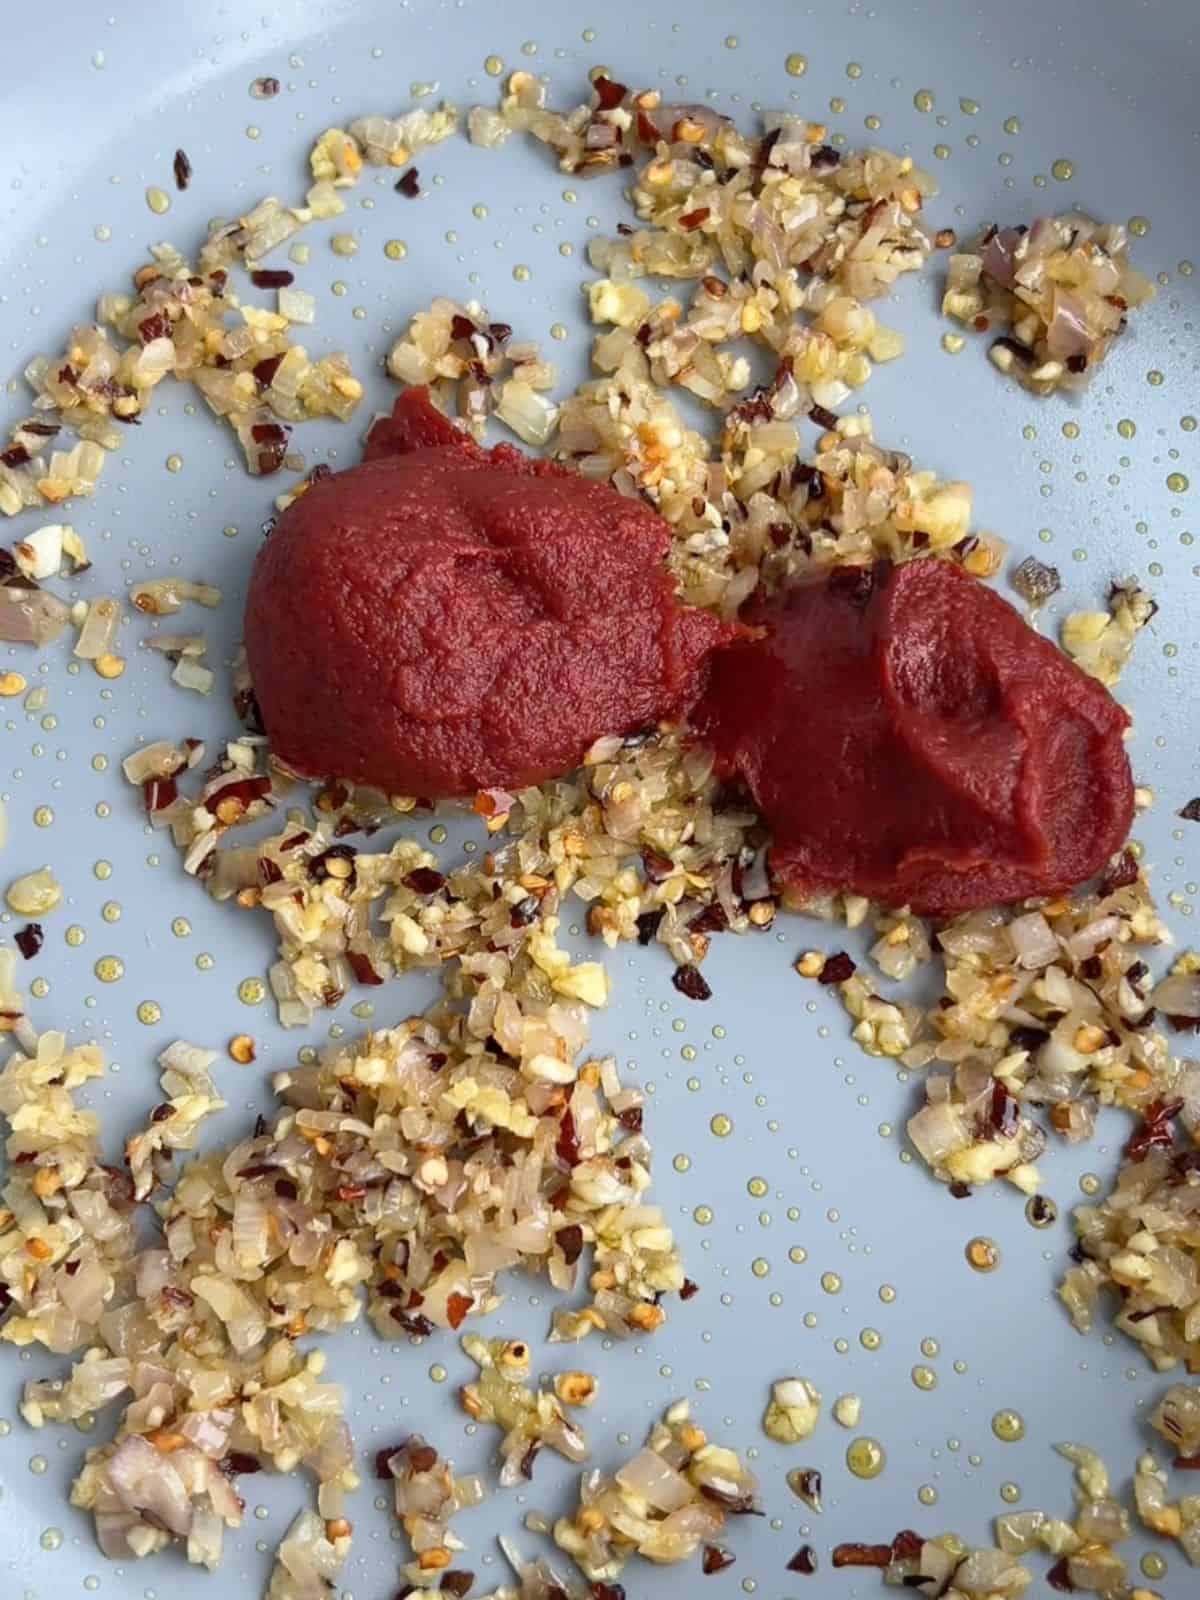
[693,559,1134,914]
[244,387,734,798]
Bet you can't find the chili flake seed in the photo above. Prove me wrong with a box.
[229,1034,257,1064]
[794,950,825,978]
[93,654,126,679]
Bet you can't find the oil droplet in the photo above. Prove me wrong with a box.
[146,186,171,215]
[1000,1481,1021,1504]
[1182,415,1197,432]
[860,1327,881,1351]
[747,1176,768,1197]
[91,753,106,771]
[1079,1172,1102,1197]
[472,203,489,220]
[1141,1551,1167,1579]
[693,1204,714,1226]
[550,323,569,341]
[1167,473,1189,494]
[992,1409,1026,1442]
[673,1153,691,1173]
[164,453,184,475]
[912,1365,937,1391]
[864,114,881,131]
[788,1246,807,1264]
[65,925,86,948]
[878,1283,896,1303]
[137,1000,162,1025]
[1062,421,1079,439]
[34,805,54,827]
[29,1454,49,1474]
[428,1363,447,1383]
[512,264,531,282]
[1003,115,1021,135]
[724,35,739,50]
[101,901,121,924]
[239,977,267,1005]
[40,1527,63,1550]
[484,54,504,76]
[829,95,846,114]
[1148,369,1165,386]
[820,1271,842,1294]
[917,1484,938,1506]
[1025,1194,1058,1229]
[785,53,808,77]
[913,89,934,112]
[384,239,408,261]
[94,956,124,983]
[751,1257,770,1278]
[710,1113,733,1137]
[1117,418,1136,440]
[1051,158,1074,181]
[959,97,980,114]
[965,1236,1000,1272]
[94,224,112,243]
[933,144,951,160]
[428,823,448,845]
[171,916,191,938]
[1129,215,1150,237]
[846,1437,885,1479]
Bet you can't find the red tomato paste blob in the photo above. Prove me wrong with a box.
[693,559,1134,915]
[244,388,735,798]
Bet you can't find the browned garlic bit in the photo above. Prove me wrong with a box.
[762,1376,821,1443]
[943,215,1154,393]
[460,1334,590,1485]
[552,1399,760,1581]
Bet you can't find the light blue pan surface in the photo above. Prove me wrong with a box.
[1,1,1197,1595]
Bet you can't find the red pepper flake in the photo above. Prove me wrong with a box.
[636,109,662,143]
[450,313,479,342]
[519,1440,540,1479]
[407,1440,438,1473]
[250,268,294,289]
[308,842,357,881]
[144,775,179,813]
[441,1574,474,1599]
[204,774,272,818]
[890,1531,924,1562]
[986,1080,1021,1139]
[1175,1452,1200,1468]
[395,167,421,198]
[251,75,281,98]
[678,206,711,231]
[786,1545,817,1574]
[680,1277,700,1300]
[555,1223,585,1265]
[641,849,674,883]
[374,1442,408,1478]
[1046,1556,1075,1591]
[258,857,283,887]
[809,402,840,430]
[590,1587,626,1600]
[150,1102,175,1123]
[403,866,446,894]
[1125,1097,1185,1162]
[818,951,856,984]
[446,1292,473,1330]
[347,950,384,987]
[831,1544,893,1569]
[138,310,172,344]
[1179,798,1200,822]
[219,1450,262,1477]
[701,1545,735,1575]
[636,907,665,946]
[1099,849,1139,897]
[556,1107,581,1167]
[391,1308,434,1336]
[173,149,192,191]
[616,1105,644,1133]
[672,964,712,1001]
[592,76,628,110]
[15,924,44,959]
[690,904,730,935]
